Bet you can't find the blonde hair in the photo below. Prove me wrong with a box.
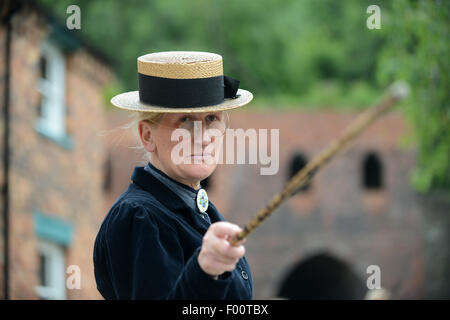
[131,111,164,130]
[98,111,164,165]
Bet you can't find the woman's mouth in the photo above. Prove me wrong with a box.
[189,153,213,161]
[190,153,212,157]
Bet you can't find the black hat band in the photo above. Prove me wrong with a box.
[138,73,240,108]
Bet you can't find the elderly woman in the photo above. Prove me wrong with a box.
[93,51,253,299]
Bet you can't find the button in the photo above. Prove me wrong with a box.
[241,270,248,280]
[200,213,211,224]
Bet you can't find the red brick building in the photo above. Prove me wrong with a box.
[0,1,111,299]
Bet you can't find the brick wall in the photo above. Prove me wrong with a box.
[215,109,423,299]
[0,6,112,299]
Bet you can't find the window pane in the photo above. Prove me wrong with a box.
[36,239,67,299]
[40,56,47,79]
[38,41,67,139]
[39,253,47,287]
[37,95,42,118]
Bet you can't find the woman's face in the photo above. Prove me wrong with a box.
[139,111,225,189]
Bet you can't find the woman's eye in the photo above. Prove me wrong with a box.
[180,116,191,122]
[206,115,218,122]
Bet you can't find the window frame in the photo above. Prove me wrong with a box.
[35,239,67,300]
[35,40,73,149]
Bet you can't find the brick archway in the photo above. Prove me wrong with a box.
[278,252,367,299]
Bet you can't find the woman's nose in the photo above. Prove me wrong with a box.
[202,127,214,145]
[189,120,211,146]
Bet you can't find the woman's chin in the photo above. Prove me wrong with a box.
[180,162,216,181]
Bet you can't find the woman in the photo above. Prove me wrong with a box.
[93,51,254,299]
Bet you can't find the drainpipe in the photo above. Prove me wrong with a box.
[1,0,21,300]
[2,13,12,302]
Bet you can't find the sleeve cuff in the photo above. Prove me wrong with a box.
[181,247,234,299]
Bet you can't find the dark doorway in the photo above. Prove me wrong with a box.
[278,252,367,299]
[362,152,383,190]
[288,152,310,193]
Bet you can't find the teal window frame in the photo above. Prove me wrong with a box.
[33,210,74,247]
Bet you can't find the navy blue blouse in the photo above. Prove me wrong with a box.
[93,164,253,300]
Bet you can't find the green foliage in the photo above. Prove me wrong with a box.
[37,0,384,104]
[376,0,450,191]
[102,80,125,110]
[37,0,449,192]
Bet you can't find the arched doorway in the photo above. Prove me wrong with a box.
[278,252,367,299]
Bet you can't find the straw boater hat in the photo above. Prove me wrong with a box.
[111,51,253,113]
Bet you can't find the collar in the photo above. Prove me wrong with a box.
[145,162,198,196]
[144,162,200,213]
[130,165,220,232]
[131,166,187,212]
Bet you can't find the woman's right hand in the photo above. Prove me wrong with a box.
[198,221,246,279]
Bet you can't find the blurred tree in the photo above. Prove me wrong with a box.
[376,0,450,192]
[36,0,449,192]
[37,0,383,104]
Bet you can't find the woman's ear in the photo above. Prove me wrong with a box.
[138,120,157,152]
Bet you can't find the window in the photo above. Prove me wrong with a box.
[35,240,66,300]
[362,152,383,190]
[36,41,72,148]
[103,155,113,193]
[288,152,310,193]
[33,210,74,300]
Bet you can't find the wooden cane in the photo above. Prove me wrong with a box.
[229,82,409,245]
